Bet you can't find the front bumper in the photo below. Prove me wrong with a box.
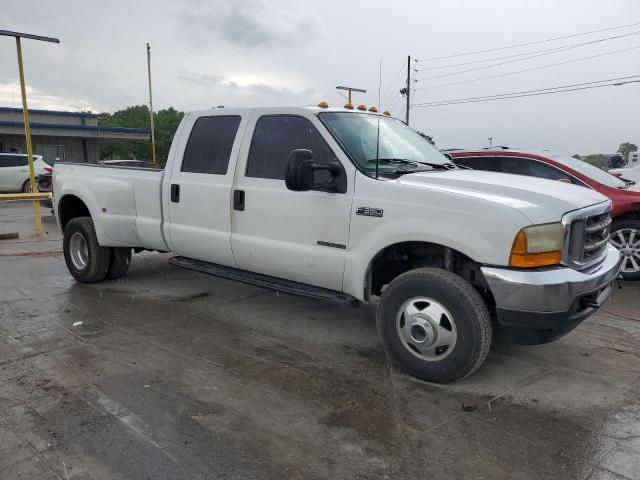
[481,245,622,344]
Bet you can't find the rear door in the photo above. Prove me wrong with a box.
[230,109,355,291]
[0,155,29,191]
[0,154,11,191]
[165,112,247,266]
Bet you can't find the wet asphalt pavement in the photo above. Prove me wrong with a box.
[1,201,639,479]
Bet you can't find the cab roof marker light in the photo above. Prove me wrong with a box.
[344,103,354,109]
[368,106,378,112]
[383,110,391,116]
[357,104,367,111]
[318,101,329,108]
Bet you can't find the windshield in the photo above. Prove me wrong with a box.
[550,154,627,189]
[318,112,451,175]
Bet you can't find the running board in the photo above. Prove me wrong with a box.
[169,256,359,306]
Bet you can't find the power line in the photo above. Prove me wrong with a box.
[415,30,640,73]
[413,74,640,105]
[381,62,406,105]
[414,44,640,91]
[411,78,640,107]
[415,20,640,61]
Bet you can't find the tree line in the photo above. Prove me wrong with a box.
[98,105,184,164]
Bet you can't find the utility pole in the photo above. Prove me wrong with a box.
[146,42,157,164]
[336,85,366,105]
[405,55,411,125]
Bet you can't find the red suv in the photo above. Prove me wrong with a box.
[449,148,640,280]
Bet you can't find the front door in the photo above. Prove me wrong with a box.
[230,110,354,291]
[165,112,247,266]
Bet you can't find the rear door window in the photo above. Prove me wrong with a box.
[497,156,575,183]
[497,156,530,176]
[453,156,499,171]
[181,115,241,174]
[0,155,28,167]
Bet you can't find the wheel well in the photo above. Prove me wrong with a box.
[58,195,91,231]
[614,210,640,222]
[366,241,494,304]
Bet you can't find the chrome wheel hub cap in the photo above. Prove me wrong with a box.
[610,229,640,273]
[396,297,457,361]
[69,232,89,270]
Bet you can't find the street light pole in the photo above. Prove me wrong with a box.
[0,30,59,236]
[147,43,157,164]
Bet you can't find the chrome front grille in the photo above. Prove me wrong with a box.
[583,212,612,261]
[563,203,612,270]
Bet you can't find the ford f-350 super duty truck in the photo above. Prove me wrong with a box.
[53,105,622,383]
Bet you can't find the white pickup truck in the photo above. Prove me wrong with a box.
[53,105,622,383]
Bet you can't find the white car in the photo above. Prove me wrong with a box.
[0,153,50,192]
[53,105,622,383]
[609,151,640,184]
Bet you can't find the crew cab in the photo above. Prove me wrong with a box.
[53,106,622,383]
[449,148,640,280]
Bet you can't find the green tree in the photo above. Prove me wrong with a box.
[582,154,608,169]
[617,142,638,161]
[98,105,184,164]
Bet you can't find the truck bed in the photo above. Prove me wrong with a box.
[54,162,168,251]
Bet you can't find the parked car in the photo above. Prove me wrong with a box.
[53,106,621,383]
[0,153,50,192]
[449,148,640,280]
[609,151,640,185]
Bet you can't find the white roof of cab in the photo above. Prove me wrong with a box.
[187,105,397,118]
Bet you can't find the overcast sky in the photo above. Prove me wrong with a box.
[1,0,639,154]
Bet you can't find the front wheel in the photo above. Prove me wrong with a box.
[21,179,32,193]
[609,219,640,281]
[63,217,111,283]
[376,267,492,383]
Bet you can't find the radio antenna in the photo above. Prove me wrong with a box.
[375,60,382,180]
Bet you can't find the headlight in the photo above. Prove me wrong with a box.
[510,223,564,268]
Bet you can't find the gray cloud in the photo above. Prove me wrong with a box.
[178,71,315,107]
[179,0,317,49]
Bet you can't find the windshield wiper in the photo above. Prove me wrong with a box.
[367,158,457,170]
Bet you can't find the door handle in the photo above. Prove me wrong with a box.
[170,184,180,203]
[233,190,245,211]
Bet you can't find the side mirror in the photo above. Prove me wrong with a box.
[285,149,345,193]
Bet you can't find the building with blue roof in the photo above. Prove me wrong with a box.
[0,106,150,164]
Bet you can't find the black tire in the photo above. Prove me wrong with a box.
[106,247,132,280]
[611,219,640,281]
[376,267,492,383]
[21,179,32,193]
[63,217,111,284]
